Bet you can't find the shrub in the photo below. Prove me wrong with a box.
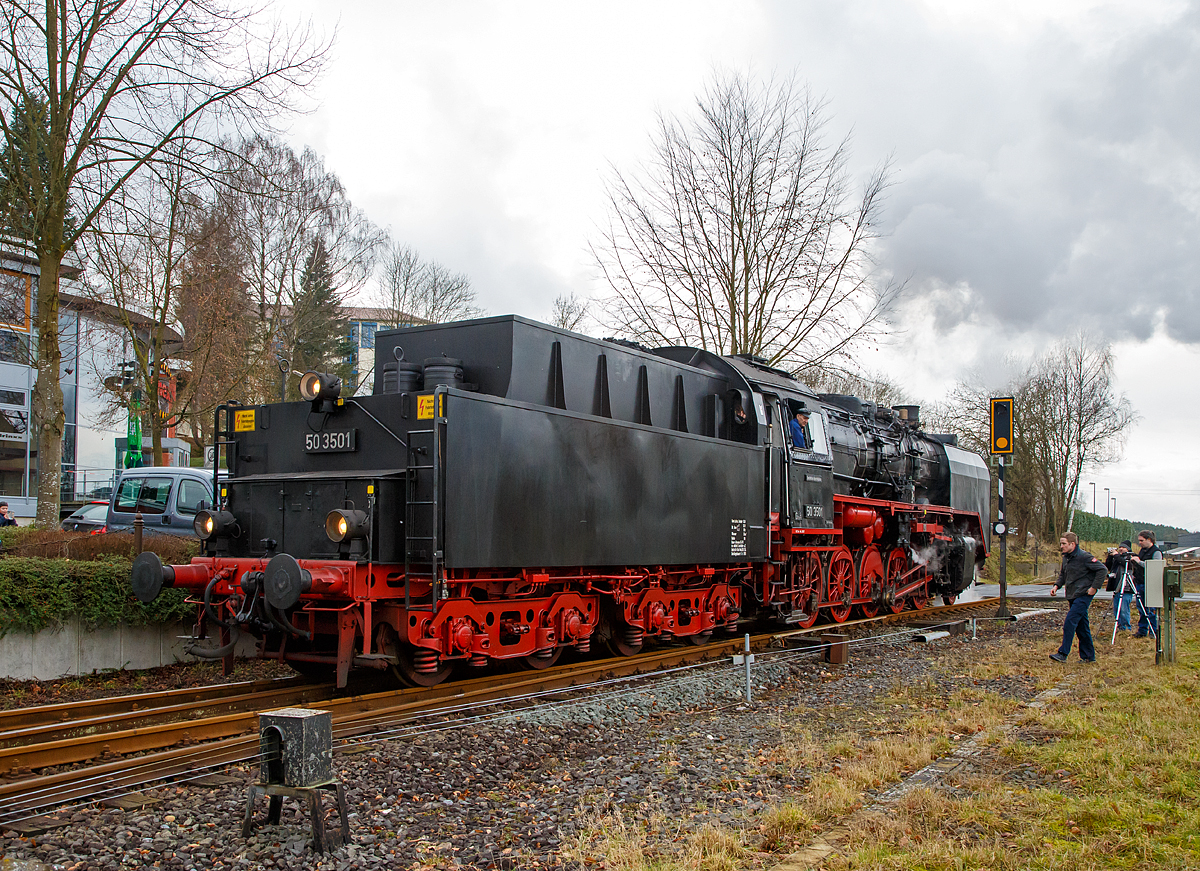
[0,527,197,563]
[0,556,194,635]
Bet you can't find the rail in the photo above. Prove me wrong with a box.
[0,598,1007,828]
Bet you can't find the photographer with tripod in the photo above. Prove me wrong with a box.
[1105,540,1135,632]
[1131,530,1164,639]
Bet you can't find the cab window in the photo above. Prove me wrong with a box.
[786,402,830,456]
[806,412,830,455]
[115,476,172,515]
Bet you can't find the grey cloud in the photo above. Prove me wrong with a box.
[877,4,1200,345]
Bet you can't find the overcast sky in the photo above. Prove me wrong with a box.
[277,0,1200,532]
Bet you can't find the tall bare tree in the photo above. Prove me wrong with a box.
[376,240,481,326]
[1021,335,1137,538]
[226,137,383,403]
[933,334,1136,540]
[174,192,250,452]
[593,71,896,373]
[85,139,203,464]
[0,0,325,523]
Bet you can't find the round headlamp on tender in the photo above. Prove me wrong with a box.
[194,509,239,541]
[299,370,341,403]
[325,509,369,543]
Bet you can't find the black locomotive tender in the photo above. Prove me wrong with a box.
[132,316,989,687]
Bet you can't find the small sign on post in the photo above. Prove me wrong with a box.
[990,397,1014,619]
[731,634,755,702]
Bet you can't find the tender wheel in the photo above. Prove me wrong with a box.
[826,548,854,623]
[686,631,714,646]
[525,647,563,669]
[607,624,644,657]
[395,648,455,687]
[886,547,909,614]
[855,546,883,619]
[792,553,822,629]
[942,594,958,606]
[376,623,454,687]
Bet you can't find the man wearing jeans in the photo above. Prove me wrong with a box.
[1131,530,1164,639]
[1049,532,1106,663]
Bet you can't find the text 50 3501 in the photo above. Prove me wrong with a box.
[304,429,357,453]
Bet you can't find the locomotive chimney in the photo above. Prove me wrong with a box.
[892,405,921,426]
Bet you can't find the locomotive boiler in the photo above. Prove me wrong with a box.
[130,316,989,687]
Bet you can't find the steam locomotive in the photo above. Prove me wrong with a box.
[131,316,989,687]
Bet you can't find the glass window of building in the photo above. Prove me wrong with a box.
[0,387,27,497]
[0,270,31,332]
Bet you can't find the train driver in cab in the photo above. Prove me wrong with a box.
[791,406,810,450]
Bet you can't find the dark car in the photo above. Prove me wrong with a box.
[61,500,111,532]
[106,467,215,538]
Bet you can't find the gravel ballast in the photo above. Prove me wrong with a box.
[0,608,1064,870]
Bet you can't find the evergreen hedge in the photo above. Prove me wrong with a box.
[0,556,194,636]
[1070,510,1191,546]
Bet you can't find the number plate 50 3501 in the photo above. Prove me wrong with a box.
[304,429,357,453]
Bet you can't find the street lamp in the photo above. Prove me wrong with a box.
[1112,496,1117,519]
[1104,487,1111,517]
[1089,481,1096,515]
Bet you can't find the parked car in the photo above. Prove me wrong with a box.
[61,500,111,533]
[105,467,215,538]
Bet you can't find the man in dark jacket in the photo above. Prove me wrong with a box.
[1131,530,1163,638]
[1049,532,1106,662]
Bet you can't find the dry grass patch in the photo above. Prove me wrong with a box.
[830,615,1200,870]
[568,803,751,871]
[572,613,1200,870]
[756,804,817,853]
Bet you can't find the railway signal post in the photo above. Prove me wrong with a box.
[990,397,1014,619]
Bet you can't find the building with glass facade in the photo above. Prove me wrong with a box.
[0,252,81,522]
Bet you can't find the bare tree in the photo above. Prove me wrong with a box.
[174,193,251,452]
[803,366,909,409]
[376,240,481,326]
[593,71,896,373]
[227,137,384,403]
[1022,335,1137,538]
[85,139,204,464]
[550,293,588,332]
[0,0,325,524]
[933,334,1136,540]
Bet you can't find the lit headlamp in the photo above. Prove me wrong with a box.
[325,509,369,543]
[194,509,239,541]
[299,371,341,404]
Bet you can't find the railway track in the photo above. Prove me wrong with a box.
[0,597,1008,828]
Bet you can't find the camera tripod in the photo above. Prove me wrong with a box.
[1110,561,1157,645]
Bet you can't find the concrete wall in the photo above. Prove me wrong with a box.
[0,620,255,681]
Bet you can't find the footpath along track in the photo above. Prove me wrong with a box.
[0,598,1005,827]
